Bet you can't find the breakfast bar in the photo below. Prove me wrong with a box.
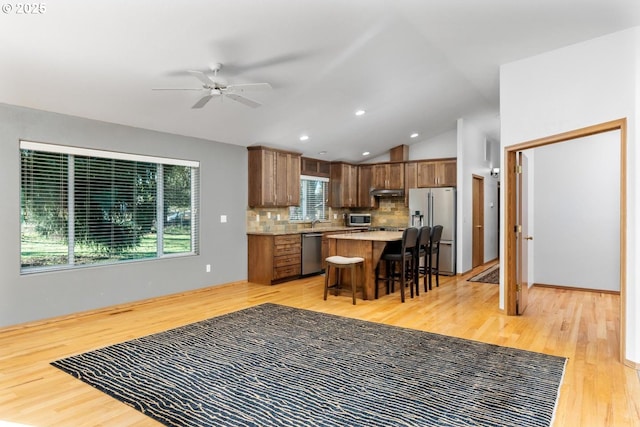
[327,231,403,300]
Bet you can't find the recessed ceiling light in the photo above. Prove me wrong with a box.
[362,151,370,156]
[355,110,366,116]
[410,133,419,138]
[318,151,327,155]
[299,135,309,141]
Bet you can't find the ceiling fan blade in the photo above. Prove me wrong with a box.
[221,52,309,74]
[187,70,215,86]
[192,95,215,109]
[152,88,203,91]
[226,83,272,93]
[225,93,261,108]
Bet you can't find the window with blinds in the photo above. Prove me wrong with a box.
[20,141,199,273]
[289,175,328,221]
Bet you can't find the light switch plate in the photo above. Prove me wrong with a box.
[220,215,227,223]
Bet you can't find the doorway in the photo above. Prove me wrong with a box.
[504,118,627,363]
[472,175,484,268]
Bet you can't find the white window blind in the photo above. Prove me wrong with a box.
[20,141,199,272]
[289,175,329,221]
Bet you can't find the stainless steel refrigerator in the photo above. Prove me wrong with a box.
[408,187,456,275]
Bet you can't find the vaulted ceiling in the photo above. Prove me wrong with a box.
[1,0,639,162]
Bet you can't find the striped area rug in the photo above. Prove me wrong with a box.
[52,303,566,427]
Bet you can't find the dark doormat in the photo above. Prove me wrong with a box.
[469,264,500,284]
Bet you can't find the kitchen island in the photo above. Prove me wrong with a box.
[326,231,403,300]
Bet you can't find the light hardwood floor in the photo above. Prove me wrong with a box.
[1,264,639,427]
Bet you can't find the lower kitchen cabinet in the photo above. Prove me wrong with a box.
[248,234,301,285]
[321,231,344,270]
[321,229,368,269]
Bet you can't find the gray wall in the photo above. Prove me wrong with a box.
[0,103,248,328]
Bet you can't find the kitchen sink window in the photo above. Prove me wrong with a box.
[19,141,200,273]
[289,175,328,221]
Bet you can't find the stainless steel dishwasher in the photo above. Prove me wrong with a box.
[301,233,323,275]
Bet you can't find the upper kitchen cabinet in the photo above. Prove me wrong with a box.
[300,157,330,178]
[372,162,404,189]
[329,162,358,208]
[248,146,301,208]
[404,162,417,205]
[275,151,301,206]
[416,159,457,187]
[357,164,376,208]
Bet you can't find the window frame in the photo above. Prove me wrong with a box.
[289,174,329,222]
[19,141,200,274]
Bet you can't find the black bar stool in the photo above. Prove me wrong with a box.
[374,227,419,303]
[414,226,432,293]
[428,225,443,290]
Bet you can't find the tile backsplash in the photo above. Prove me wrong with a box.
[246,207,350,233]
[246,197,409,232]
[371,197,410,227]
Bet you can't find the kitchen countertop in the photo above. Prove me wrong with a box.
[246,227,368,236]
[326,230,403,241]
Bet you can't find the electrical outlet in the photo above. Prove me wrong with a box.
[206,264,211,273]
[220,215,227,223]
[256,214,260,222]
[267,212,271,219]
[334,213,338,219]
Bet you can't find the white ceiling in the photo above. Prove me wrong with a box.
[1,0,639,162]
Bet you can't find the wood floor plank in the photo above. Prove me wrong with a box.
[0,265,639,427]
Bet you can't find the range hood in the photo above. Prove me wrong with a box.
[370,188,405,197]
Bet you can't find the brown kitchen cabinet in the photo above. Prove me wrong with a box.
[373,162,404,189]
[357,164,375,208]
[416,159,457,187]
[321,229,367,269]
[276,151,301,206]
[248,146,301,208]
[404,162,418,205]
[248,234,301,285]
[321,231,344,270]
[301,157,330,178]
[329,162,358,207]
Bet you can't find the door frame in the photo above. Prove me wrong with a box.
[504,118,627,363]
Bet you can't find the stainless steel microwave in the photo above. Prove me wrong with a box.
[348,213,372,227]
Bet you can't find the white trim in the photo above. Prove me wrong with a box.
[20,140,200,168]
[300,174,329,182]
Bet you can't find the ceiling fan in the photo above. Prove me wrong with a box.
[153,63,272,109]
